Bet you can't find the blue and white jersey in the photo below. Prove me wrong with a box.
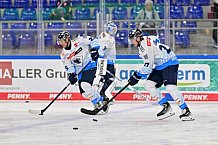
[60,36,95,74]
[137,35,179,76]
[90,32,116,64]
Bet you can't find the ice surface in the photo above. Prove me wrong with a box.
[0,101,218,145]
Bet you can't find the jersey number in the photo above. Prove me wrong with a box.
[147,37,171,54]
[159,44,171,54]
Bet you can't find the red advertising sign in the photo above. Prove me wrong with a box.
[0,62,12,85]
[0,92,218,101]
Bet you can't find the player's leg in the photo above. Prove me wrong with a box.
[94,78,110,112]
[79,82,103,109]
[163,64,194,121]
[145,70,175,120]
[105,79,116,104]
[89,67,111,113]
[78,68,106,113]
[99,64,116,106]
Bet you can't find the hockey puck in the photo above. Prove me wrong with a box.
[93,119,98,122]
[25,100,29,103]
[73,127,78,130]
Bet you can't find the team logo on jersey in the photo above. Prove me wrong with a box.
[73,56,83,66]
[143,54,148,59]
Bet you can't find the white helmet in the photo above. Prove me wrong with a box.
[104,21,117,36]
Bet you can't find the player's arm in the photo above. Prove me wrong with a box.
[98,38,111,59]
[61,55,77,85]
[89,38,101,61]
[128,39,155,86]
[138,37,155,76]
[98,45,106,58]
[129,59,153,86]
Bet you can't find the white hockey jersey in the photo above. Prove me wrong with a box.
[137,36,179,76]
[90,32,116,64]
[60,36,94,74]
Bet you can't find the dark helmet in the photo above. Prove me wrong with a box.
[57,31,70,41]
[128,28,143,39]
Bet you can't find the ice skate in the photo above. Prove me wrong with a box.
[93,97,110,114]
[179,107,195,121]
[93,102,104,114]
[94,102,101,110]
[102,97,110,113]
[157,102,175,120]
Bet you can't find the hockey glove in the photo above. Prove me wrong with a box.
[128,72,141,86]
[90,48,99,61]
[68,73,77,85]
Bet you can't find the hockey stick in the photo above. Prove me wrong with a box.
[105,70,150,101]
[28,83,71,115]
[80,82,130,115]
[28,61,92,115]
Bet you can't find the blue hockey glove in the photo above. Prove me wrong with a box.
[68,73,77,85]
[90,48,99,61]
[128,72,141,86]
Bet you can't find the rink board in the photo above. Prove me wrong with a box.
[0,55,218,101]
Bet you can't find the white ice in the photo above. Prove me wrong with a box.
[0,101,218,145]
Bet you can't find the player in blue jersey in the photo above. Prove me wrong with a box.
[127,28,194,121]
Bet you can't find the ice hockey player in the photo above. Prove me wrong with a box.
[127,28,194,121]
[90,21,118,104]
[57,31,109,113]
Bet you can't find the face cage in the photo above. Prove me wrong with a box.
[108,29,116,36]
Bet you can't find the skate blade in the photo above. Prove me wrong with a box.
[96,110,107,115]
[181,116,195,121]
[158,112,175,120]
[28,109,41,115]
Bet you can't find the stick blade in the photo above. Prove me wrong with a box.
[80,108,99,115]
[28,109,42,115]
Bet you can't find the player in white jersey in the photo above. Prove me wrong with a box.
[90,21,117,103]
[57,31,109,113]
[127,28,194,121]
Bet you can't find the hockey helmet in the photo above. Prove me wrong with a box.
[128,28,143,39]
[57,31,70,44]
[104,21,117,36]
[128,28,143,44]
